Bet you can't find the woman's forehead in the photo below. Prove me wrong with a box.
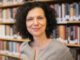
[26,7,45,17]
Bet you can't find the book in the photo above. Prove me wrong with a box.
[59,25,66,40]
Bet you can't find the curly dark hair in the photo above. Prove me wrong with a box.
[15,2,57,41]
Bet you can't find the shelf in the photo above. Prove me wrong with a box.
[67,21,80,24]
[0,1,54,8]
[0,53,20,59]
[67,44,80,47]
[0,2,25,8]
[0,22,15,24]
[57,21,80,24]
[0,38,29,42]
[0,21,80,25]
[0,0,79,8]
[0,38,80,47]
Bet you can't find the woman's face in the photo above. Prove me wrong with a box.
[26,7,47,37]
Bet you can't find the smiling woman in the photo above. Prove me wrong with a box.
[15,2,57,40]
[15,2,74,60]
[26,7,47,37]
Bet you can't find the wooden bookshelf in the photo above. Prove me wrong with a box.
[57,21,80,24]
[0,38,29,42]
[0,22,15,24]
[0,0,63,8]
[0,2,25,8]
[0,38,80,47]
[0,53,20,59]
[67,21,80,24]
[0,21,80,25]
[67,44,80,47]
[0,1,53,8]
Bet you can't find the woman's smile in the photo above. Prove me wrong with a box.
[32,28,40,31]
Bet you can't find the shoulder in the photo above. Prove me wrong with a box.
[51,39,67,48]
[50,40,74,60]
[20,42,29,53]
[50,39,69,52]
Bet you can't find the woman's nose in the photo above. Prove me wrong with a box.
[33,18,39,25]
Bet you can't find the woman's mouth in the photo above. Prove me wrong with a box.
[32,28,40,31]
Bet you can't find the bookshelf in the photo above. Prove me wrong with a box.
[1,21,80,25]
[67,44,80,47]
[0,38,29,42]
[0,0,80,60]
[0,22,15,24]
[0,53,20,59]
[0,1,28,60]
[67,21,80,24]
[0,2,25,8]
[0,38,80,47]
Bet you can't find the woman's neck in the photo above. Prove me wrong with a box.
[32,34,51,49]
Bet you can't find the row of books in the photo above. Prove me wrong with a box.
[0,40,21,56]
[0,2,80,23]
[0,25,80,44]
[0,8,16,22]
[54,2,80,22]
[0,24,80,44]
[52,25,80,44]
[0,25,22,39]
[0,0,26,5]
[0,56,19,60]
[0,0,53,5]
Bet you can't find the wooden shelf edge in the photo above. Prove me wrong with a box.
[0,38,29,42]
[67,44,80,47]
[0,53,20,59]
[0,0,79,8]
[0,22,15,24]
[0,21,80,25]
[57,21,80,24]
[0,2,25,8]
[0,0,56,8]
[67,21,80,23]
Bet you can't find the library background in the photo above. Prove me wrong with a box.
[0,0,80,60]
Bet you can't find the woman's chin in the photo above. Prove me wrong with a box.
[32,33,42,37]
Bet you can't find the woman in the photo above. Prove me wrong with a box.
[15,2,74,60]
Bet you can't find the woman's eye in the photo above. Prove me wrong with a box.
[26,18,33,21]
[37,16,43,20]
